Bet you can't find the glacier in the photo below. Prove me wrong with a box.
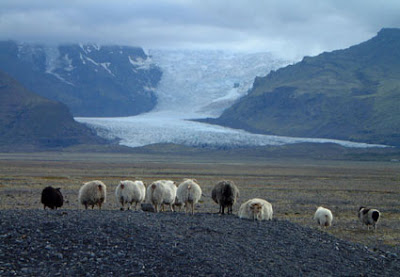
[76,49,386,149]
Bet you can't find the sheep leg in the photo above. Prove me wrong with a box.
[191,202,195,215]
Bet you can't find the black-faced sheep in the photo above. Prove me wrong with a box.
[211,180,239,214]
[115,180,146,211]
[176,179,202,215]
[358,207,381,230]
[41,186,64,210]
[238,198,273,221]
[314,206,333,228]
[146,180,177,213]
[78,180,107,210]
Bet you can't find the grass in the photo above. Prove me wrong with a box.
[0,151,399,252]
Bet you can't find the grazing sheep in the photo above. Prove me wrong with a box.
[115,180,146,211]
[211,180,239,214]
[146,180,177,213]
[41,186,64,210]
[238,198,273,221]
[78,180,107,210]
[358,207,381,230]
[314,206,333,228]
[176,179,202,215]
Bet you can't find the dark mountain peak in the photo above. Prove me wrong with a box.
[377,27,400,39]
[0,70,106,150]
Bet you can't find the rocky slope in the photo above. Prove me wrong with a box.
[0,70,106,149]
[0,210,398,276]
[0,41,162,117]
[206,28,400,147]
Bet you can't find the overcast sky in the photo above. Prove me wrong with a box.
[1,0,400,59]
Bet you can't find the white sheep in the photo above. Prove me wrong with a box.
[238,198,273,221]
[314,206,333,228]
[78,180,107,210]
[358,207,381,230]
[115,180,146,211]
[176,179,202,215]
[160,180,177,212]
[146,180,177,213]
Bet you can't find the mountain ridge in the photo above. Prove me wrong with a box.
[0,41,162,117]
[203,28,400,146]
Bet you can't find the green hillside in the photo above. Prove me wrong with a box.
[0,70,106,150]
[206,28,400,146]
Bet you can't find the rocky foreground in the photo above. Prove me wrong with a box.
[0,210,399,276]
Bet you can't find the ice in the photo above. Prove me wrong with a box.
[76,111,386,149]
[76,50,387,149]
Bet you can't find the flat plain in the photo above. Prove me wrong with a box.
[0,151,399,251]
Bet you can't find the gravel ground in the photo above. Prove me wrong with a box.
[0,210,399,277]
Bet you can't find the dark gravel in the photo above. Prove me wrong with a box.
[0,210,399,276]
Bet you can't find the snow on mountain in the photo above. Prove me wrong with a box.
[0,41,161,117]
[77,49,386,149]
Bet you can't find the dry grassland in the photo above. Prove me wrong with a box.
[0,152,399,251]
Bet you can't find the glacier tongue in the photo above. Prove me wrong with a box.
[148,49,289,117]
[76,50,386,149]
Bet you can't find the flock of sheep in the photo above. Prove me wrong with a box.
[41,179,381,230]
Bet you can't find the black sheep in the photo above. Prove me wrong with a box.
[41,186,64,210]
[358,206,381,230]
[211,180,239,214]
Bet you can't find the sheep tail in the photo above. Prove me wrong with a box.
[187,184,193,202]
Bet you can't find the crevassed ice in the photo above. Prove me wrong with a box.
[76,50,387,149]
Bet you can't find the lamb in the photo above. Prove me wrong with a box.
[313,206,333,228]
[78,180,107,210]
[41,186,64,210]
[238,198,273,221]
[146,180,177,213]
[211,180,239,214]
[176,179,202,215]
[358,207,381,230]
[115,180,146,211]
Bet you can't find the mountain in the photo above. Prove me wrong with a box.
[0,41,162,117]
[0,70,106,149]
[204,28,400,147]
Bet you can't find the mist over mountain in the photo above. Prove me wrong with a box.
[0,41,162,117]
[0,70,105,150]
[205,28,400,147]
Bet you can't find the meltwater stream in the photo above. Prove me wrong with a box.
[76,50,386,149]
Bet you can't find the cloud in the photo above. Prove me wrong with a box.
[1,0,400,59]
